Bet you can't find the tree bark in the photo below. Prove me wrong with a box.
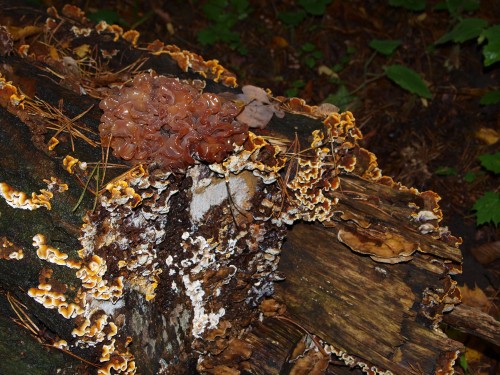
[0,2,465,375]
[442,304,500,348]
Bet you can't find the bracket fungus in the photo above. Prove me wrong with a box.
[0,182,53,210]
[0,236,23,260]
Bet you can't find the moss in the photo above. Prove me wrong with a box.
[0,308,79,374]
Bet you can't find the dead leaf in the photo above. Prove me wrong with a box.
[470,241,500,265]
[460,284,493,313]
[73,44,90,58]
[475,127,499,145]
[6,25,42,41]
[271,36,288,49]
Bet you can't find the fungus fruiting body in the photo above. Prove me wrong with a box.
[99,72,248,170]
[0,237,23,260]
[0,182,53,210]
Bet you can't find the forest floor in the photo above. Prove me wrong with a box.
[49,0,500,373]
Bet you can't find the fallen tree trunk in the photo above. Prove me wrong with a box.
[0,2,464,374]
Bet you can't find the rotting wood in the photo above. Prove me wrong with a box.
[0,2,468,374]
[274,222,463,375]
[442,304,500,348]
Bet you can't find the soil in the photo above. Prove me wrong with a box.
[45,0,500,373]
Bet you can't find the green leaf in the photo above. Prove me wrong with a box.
[434,2,448,11]
[384,64,432,99]
[459,353,468,372]
[480,90,500,105]
[479,152,500,174]
[369,39,402,56]
[437,0,481,19]
[445,0,480,19]
[323,85,356,112]
[88,9,121,25]
[434,166,458,176]
[231,0,251,18]
[298,0,333,16]
[473,191,500,226]
[304,56,317,68]
[464,171,476,182]
[202,0,228,21]
[285,88,299,97]
[480,25,500,66]
[197,28,218,45]
[388,0,425,11]
[301,42,317,52]
[435,18,488,44]
[312,50,323,59]
[285,80,305,97]
[292,80,306,88]
[278,11,306,27]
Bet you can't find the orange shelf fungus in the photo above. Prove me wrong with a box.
[95,21,123,42]
[122,30,140,46]
[61,4,87,22]
[0,73,25,109]
[337,227,418,264]
[32,234,81,268]
[0,182,53,210]
[146,43,238,87]
[28,286,84,319]
[63,155,81,174]
[0,236,23,260]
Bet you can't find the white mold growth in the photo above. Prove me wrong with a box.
[182,274,226,338]
[188,165,253,223]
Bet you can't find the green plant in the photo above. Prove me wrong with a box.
[285,79,306,97]
[87,9,122,25]
[459,353,468,373]
[473,191,500,226]
[278,0,332,28]
[479,152,500,174]
[435,18,487,44]
[197,0,251,54]
[369,39,402,56]
[384,64,432,99]
[480,90,500,105]
[478,25,500,67]
[464,171,476,182]
[323,85,357,112]
[367,38,431,100]
[434,166,458,176]
[435,18,500,67]
[472,152,500,226]
[388,0,425,11]
[434,0,481,20]
[87,3,154,29]
[299,43,323,69]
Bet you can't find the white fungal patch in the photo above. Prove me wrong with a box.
[188,165,252,223]
[165,255,174,266]
[414,210,439,222]
[183,278,225,337]
[185,236,218,275]
[89,298,125,317]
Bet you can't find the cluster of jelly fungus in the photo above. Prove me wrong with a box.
[99,72,248,171]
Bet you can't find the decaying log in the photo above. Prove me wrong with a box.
[0,2,466,375]
[442,304,500,348]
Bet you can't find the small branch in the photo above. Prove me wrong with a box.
[443,304,500,347]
